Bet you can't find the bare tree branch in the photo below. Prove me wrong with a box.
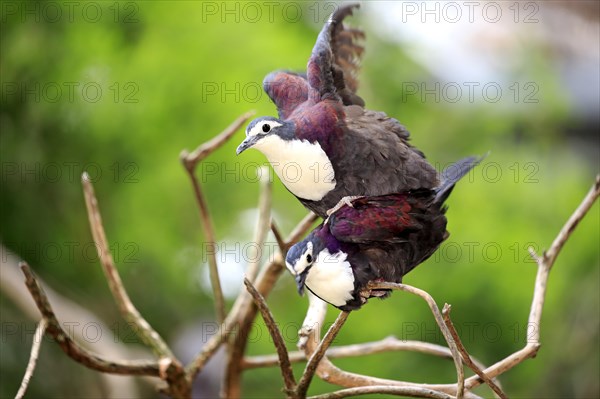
[243,278,297,395]
[242,336,491,372]
[184,210,317,395]
[20,262,162,377]
[223,256,286,398]
[296,311,350,398]
[246,167,273,283]
[287,212,319,244]
[527,175,600,343]
[308,385,455,399]
[2,247,145,397]
[295,287,478,398]
[270,219,287,254]
[182,111,255,166]
[543,175,600,270]
[15,318,47,399]
[442,304,507,399]
[185,316,234,380]
[368,282,464,399]
[299,345,482,398]
[82,173,173,359]
[461,175,600,392]
[182,163,226,323]
[180,111,255,323]
[222,211,318,398]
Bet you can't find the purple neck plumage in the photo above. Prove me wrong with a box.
[289,101,344,155]
[312,223,345,254]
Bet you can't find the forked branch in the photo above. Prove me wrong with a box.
[244,278,297,395]
[296,311,350,397]
[180,111,255,323]
[367,282,464,398]
[460,175,599,392]
[242,336,491,371]
[20,262,162,377]
[442,304,507,399]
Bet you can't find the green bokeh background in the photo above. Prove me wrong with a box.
[1,1,598,398]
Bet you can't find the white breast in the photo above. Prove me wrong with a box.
[253,135,336,201]
[305,249,354,307]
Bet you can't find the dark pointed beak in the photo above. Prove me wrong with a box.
[236,135,259,155]
[295,271,308,296]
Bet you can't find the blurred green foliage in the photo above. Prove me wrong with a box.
[1,1,598,398]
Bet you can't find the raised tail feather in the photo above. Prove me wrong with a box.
[434,154,486,204]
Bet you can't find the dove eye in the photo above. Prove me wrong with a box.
[262,123,271,133]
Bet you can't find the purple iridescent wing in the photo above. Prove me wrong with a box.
[328,192,437,244]
[263,71,309,119]
[306,3,365,106]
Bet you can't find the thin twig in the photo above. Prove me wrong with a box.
[223,257,285,398]
[298,325,479,398]
[15,318,47,399]
[3,249,146,397]
[270,219,287,254]
[461,346,539,392]
[243,278,297,395]
[308,385,455,399]
[287,212,319,245]
[543,175,600,269]
[246,167,272,283]
[182,111,255,167]
[185,170,226,323]
[369,282,464,399]
[528,175,600,344]
[180,112,254,324]
[188,212,316,389]
[20,262,161,376]
[82,173,173,358]
[297,291,329,351]
[293,284,477,397]
[456,175,600,392]
[222,211,318,398]
[185,316,235,380]
[242,336,491,370]
[179,112,254,323]
[442,304,507,399]
[296,311,350,397]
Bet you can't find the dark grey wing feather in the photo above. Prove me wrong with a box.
[336,108,440,193]
[435,155,485,203]
[307,3,365,106]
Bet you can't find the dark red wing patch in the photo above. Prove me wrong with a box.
[263,71,309,119]
[329,193,433,244]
